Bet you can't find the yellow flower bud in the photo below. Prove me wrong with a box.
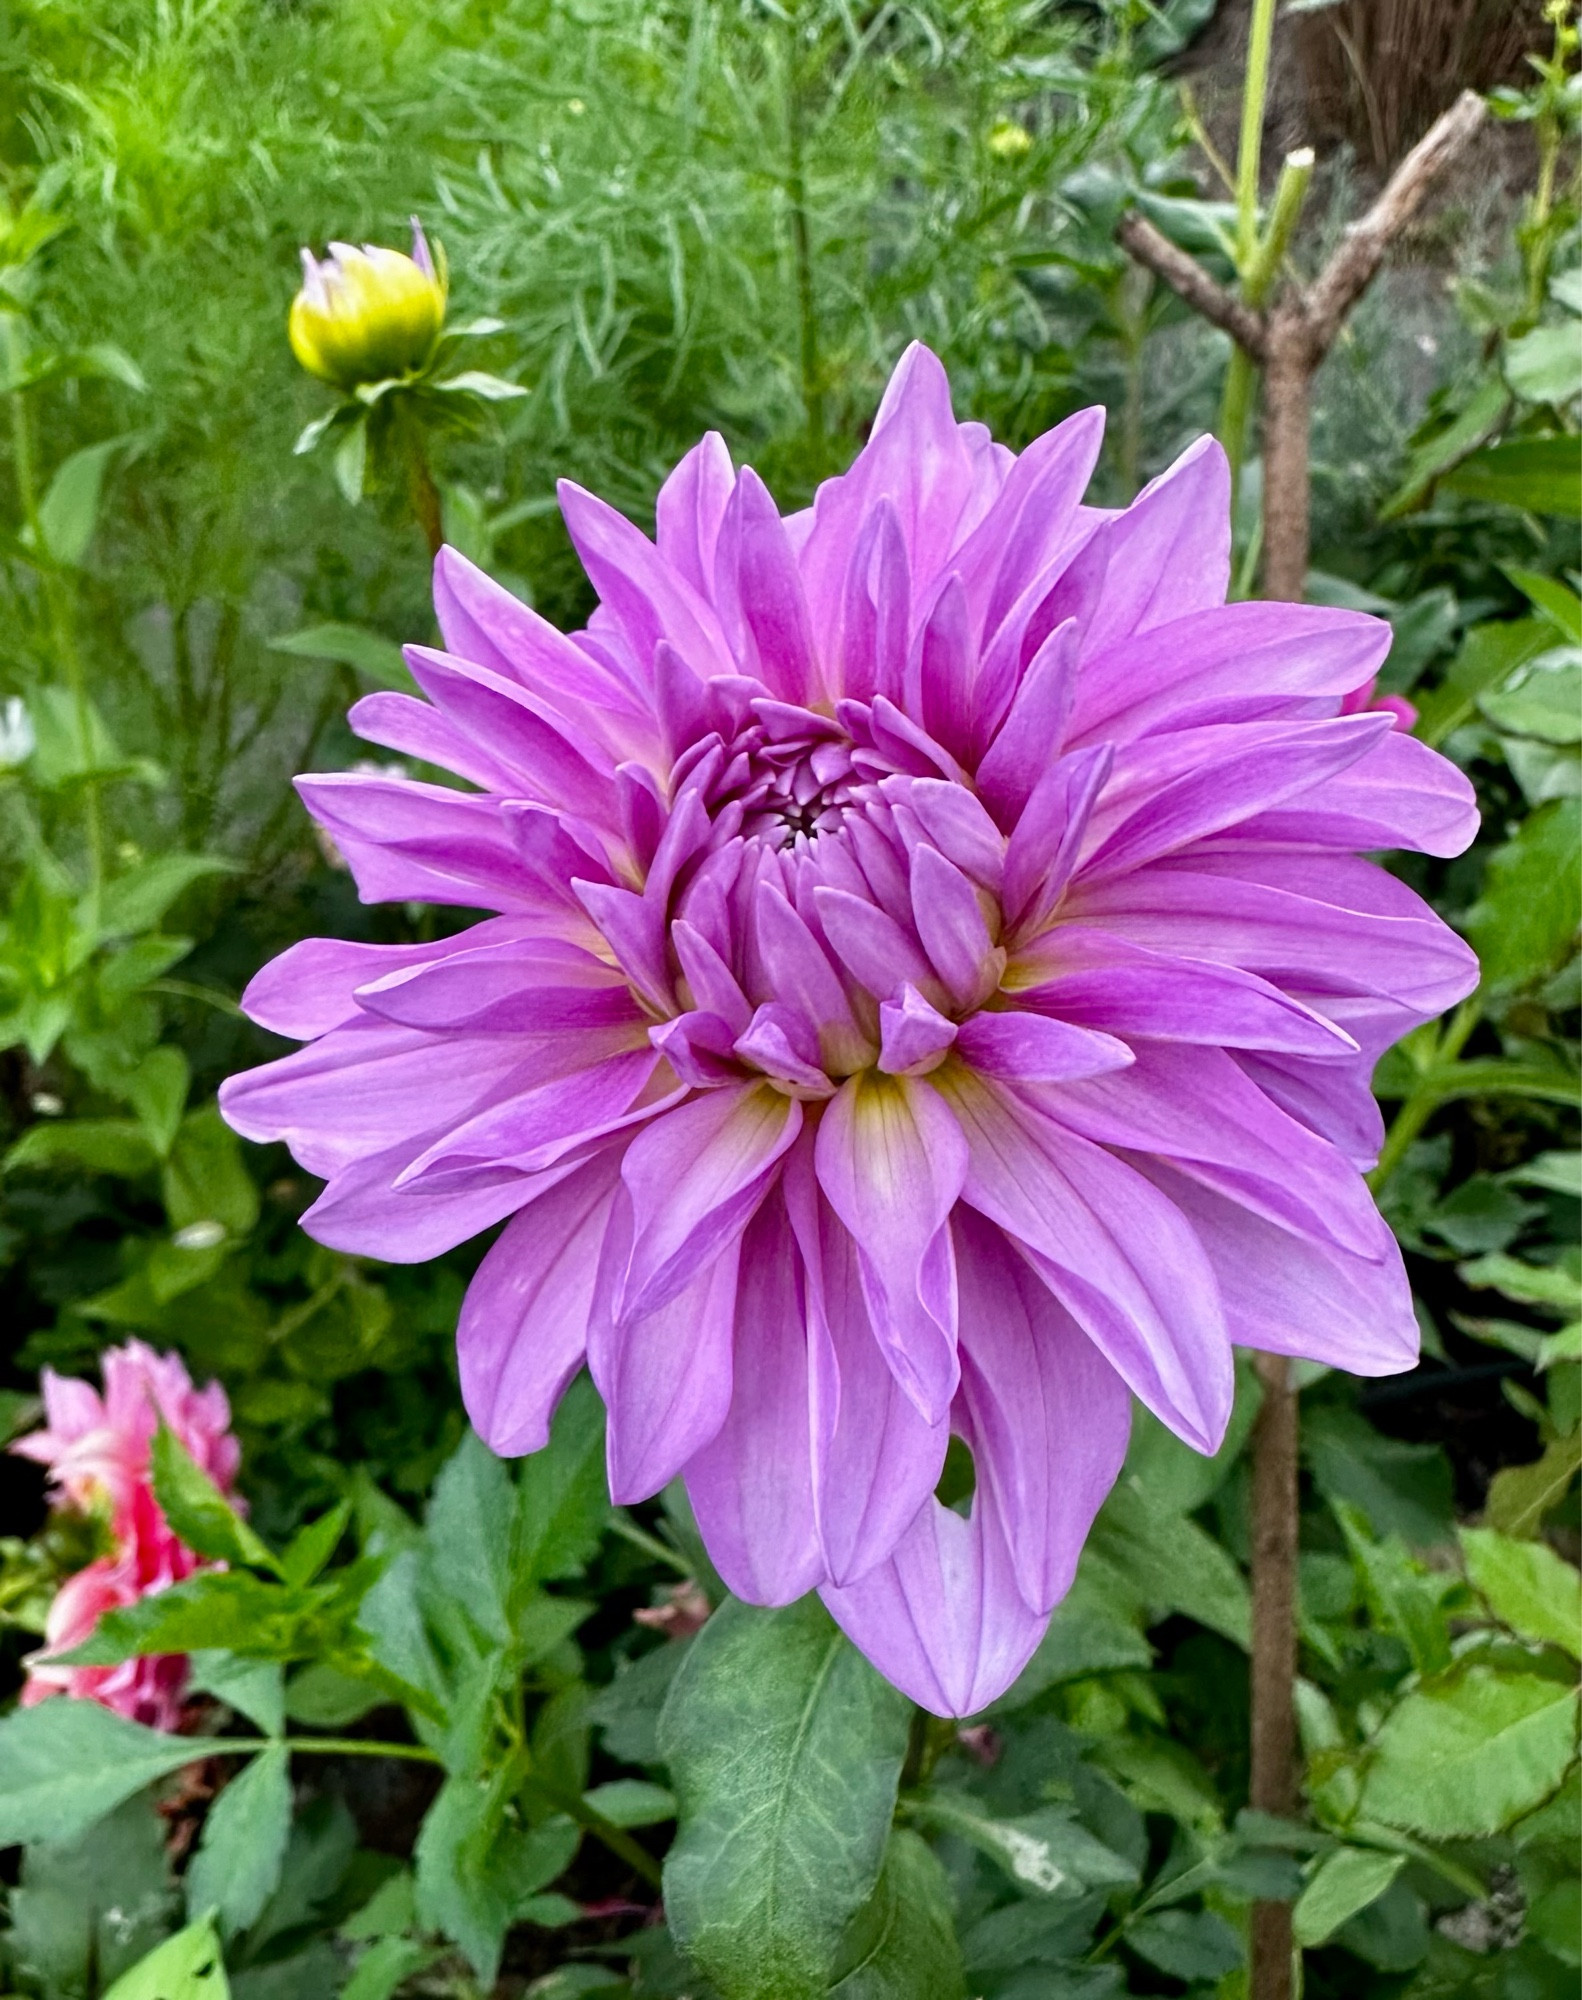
[289,219,447,391]
[987,119,1032,161]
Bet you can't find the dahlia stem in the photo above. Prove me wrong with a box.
[783,8,826,454]
[1248,1352,1300,2000]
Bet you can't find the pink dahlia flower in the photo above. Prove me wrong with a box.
[13,1340,239,1725]
[222,345,1477,1715]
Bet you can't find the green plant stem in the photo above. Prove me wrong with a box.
[1367,996,1482,1197]
[608,1508,694,1576]
[522,1771,665,1891]
[1235,0,1279,269]
[285,1734,442,1763]
[1219,151,1313,520]
[784,7,825,454]
[396,400,444,557]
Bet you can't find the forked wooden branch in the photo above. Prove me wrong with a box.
[1114,213,1268,356]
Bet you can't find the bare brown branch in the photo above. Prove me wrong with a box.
[1115,212,1267,358]
[1305,88,1487,356]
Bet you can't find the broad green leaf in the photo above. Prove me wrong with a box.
[5,1117,157,1180]
[28,684,160,788]
[989,1558,1151,1712]
[425,1429,516,1644]
[1362,1664,1579,1837]
[160,1106,260,1238]
[335,420,368,504]
[1488,1433,1582,1539]
[1305,1407,1455,1547]
[1459,1249,1581,1312]
[0,1699,226,1845]
[660,1596,910,2000]
[96,855,235,939]
[1460,1528,1582,1655]
[283,1659,386,1728]
[1480,647,1582,745]
[1293,1847,1406,1948]
[582,1779,675,1827]
[35,439,121,567]
[268,622,411,691]
[829,1830,966,1999]
[153,1423,279,1573]
[103,1917,230,2000]
[1504,566,1582,643]
[1126,1909,1242,1981]
[1336,1507,1455,1676]
[186,1743,292,1936]
[1508,1151,1582,1198]
[907,1798,1138,1898]
[60,1570,323,1665]
[127,1045,190,1157]
[1092,1477,1250,1646]
[189,1652,285,1736]
[1416,615,1551,746]
[414,1772,576,1983]
[1443,439,1582,518]
[6,1795,178,1995]
[341,1937,438,2000]
[1506,324,1582,406]
[1379,374,1511,518]
[1465,797,1582,993]
[515,1373,609,1584]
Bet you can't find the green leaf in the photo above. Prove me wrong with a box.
[7,1794,178,1992]
[1126,1909,1243,1981]
[1507,1150,1582,1199]
[96,854,235,939]
[1361,1663,1579,1838]
[5,1117,158,1180]
[127,1045,190,1157]
[340,1937,439,2000]
[1091,1477,1250,1646]
[1465,799,1582,993]
[1506,324,1582,406]
[829,1829,966,1999]
[1488,1432,1582,1538]
[582,1779,675,1827]
[515,1373,609,1584]
[189,1652,286,1736]
[152,1423,280,1573]
[1416,615,1552,747]
[161,1105,260,1236]
[1336,1506,1455,1676]
[414,1770,574,1983]
[1443,439,1582,518]
[283,1659,386,1728]
[1504,566,1582,644]
[102,1917,230,2000]
[659,1595,911,2000]
[334,418,368,504]
[1460,1527,1582,1655]
[35,439,122,567]
[1459,1250,1582,1312]
[280,1500,351,1588]
[1379,375,1511,518]
[989,1559,1151,1712]
[58,1570,318,1664]
[435,368,529,399]
[1293,1847,1407,1948]
[0,1698,226,1845]
[906,1797,1138,1898]
[1481,647,1582,745]
[1304,1407,1455,1547]
[185,1743,292,1937]
[269,622,411,691]
[425,1429,517,1645]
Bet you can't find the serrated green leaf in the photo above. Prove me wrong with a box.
[186,1743,292,1936]
[56,1570,311,1664]
[103,1917,230,2000]
[1293,1847,1406,1948]
[0,1699,227,1845]
[280,1500,350,1588]
[152,1423,279,1572]
[829,1829,965,1999]
[1362,1664,1579,1837]
[515,1373,609,1584]
[1091,1477,1250,1646]
[425,1429,516,1645]
[1465,798,1582,992]
[660,1596,910,2000]
[189,1652,285,1736]
[1460,1527,1582,1655]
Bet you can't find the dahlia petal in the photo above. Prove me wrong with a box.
[353,934,643,1036]
[590,1190,739,1503]
[953,1008,1132,1083]
[937,1067,1231,1453]
[853,341,978,586]
[220,1020,540,1178]
[1138,1161,1418,1376]
[906,573,974,765]
[557,479,732,684]
[734,1004,835,1097]
[954,1207,1131,1613]
[878,984,958,1075]
[1237,1050,1385,1168]
[909,844,997,1009]
[1070,601,1391,746]
[684,1191,825,1605]
[813,1073,968,1425]
[813,885,938,1003]
[967,408,1106,640]
[1225,728,1479,858]
[614,1082,803,1320]
[713,467,820,705]
[819,1489,1047,1718]
[458,1150,624,1455]
[301,1135,542,1260]
[1077,434,1231,656]
[890,780,1005,892]
[238,925,533,1040]
[975,619,1079,827]
[672,920,752,1032]
[294,773,544,912]
[572,880,673,1015]
[1001,743,1112,933]
[654,431,736,598]
[350,690,527,794]
[752,887,868,1072]
[834,498,911,703]
[1011,927,1360,1060]
[1046,1043,1387,1261]
[1080,714,1394,880]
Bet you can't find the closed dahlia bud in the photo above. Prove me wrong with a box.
[289,218,447,390]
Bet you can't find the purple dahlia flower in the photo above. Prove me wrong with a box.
[222,345,1478,1715]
